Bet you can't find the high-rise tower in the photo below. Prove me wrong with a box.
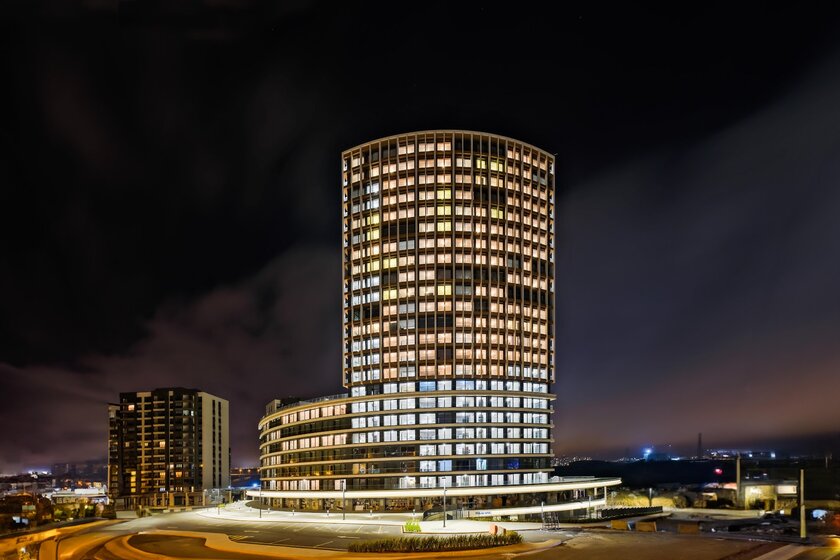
[108,387,230,509]
[255,131,619,515]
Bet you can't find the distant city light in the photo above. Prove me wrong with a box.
[714,468,723,475]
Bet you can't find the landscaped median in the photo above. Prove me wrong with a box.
[349,532,522,553]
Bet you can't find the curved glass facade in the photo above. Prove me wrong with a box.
[259,379,552,493]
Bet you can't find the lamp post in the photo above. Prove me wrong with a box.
[342,480,347,521]
[258,483,262,519]
[442,479,447,528]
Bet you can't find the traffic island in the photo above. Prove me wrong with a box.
[123,529,563,559]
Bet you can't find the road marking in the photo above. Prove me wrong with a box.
[338,536,360,539]
[243,530,260,533]
[314,540,335,548]
[229,535,252,541]
[269,538,291,544]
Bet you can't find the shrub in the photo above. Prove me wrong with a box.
[348,531,522,553]
[403,520,421,533]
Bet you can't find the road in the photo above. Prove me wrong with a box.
[29,510,840,559]
[91,511,406,551]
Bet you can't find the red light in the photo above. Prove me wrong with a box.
[714,468,723,475]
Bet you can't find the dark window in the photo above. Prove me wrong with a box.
[436,267,453,280]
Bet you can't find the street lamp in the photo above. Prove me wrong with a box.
[342,480,347,521]
[442,479,447,528]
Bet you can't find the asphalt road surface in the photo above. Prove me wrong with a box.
[30,514,840,560]
[93,511,406,551]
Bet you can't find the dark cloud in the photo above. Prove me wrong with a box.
[2,4,840,470]
[0,246,341,472]
[555,52,840,456]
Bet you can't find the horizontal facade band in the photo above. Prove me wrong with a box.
[260,453,553,468]
[247,478,621,500]
[261,469,550,481]
[461,498,606,518]
[259,390,556,429]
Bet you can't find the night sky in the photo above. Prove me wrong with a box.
[2,3,840,473]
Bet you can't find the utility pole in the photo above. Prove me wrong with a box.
[799,469,806,540]
[342,480,346,521]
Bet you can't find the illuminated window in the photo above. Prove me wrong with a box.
[419,397,436,408]
[419,428,436,440]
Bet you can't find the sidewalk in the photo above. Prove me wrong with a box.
[197,501,545,533]
[751,544,809,560]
